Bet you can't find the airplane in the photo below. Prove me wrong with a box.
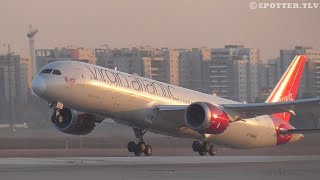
[31,55,320,156]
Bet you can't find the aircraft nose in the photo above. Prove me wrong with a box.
[32,75,47,96]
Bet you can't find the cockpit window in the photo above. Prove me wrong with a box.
[52,69,62,75]
[41,69,53,74]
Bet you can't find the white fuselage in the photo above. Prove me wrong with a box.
[34,61,302,149]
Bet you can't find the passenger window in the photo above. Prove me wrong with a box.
[52,69,62,75]
[41,69,53,74]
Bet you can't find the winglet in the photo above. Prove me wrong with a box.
[266,55,307,122]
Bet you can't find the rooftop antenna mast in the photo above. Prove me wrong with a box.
[27,24,38,79]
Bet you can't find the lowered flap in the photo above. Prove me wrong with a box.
[153,105,189,127]
[155,105,188,111]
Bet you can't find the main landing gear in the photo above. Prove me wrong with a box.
[192,141,217,156]
[127,128,152,156]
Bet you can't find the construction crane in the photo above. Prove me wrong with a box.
[27,24,38,78]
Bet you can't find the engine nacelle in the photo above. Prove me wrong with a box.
[185,102,230,134]
[51,108,97,135]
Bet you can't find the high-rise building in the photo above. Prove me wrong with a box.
[178,48,211,93]
[35,48,96,73]
[36,48,71,73]
[96,47,183,85]
[114,48,143,75]
[257,57,281,93]
[178,49,192,89]
[0,54,29,105]
[198,47,211,94]
[209,45,260,102]
[305,59,320,97]
[163,49,180,85]
[279,46,318,76]
[19,57,30,103]
[95,49,114,69]
[142,48,167,82]
[95,47,144,76]
[265,57,280,91]
[71,48,96,65]
[143,56,166,82]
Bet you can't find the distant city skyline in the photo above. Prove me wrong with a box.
[0,0,319,60]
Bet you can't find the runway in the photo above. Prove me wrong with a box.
[1,156,320,180]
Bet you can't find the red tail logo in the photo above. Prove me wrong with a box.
[266,55,307,122]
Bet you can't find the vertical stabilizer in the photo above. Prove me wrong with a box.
[266,55,307,122]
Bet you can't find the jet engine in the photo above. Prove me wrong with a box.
[185,102,230,134]
[51,108,100,135]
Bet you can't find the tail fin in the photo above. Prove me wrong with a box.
[266,55,307,122]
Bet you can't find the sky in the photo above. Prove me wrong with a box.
[0,0,319,60]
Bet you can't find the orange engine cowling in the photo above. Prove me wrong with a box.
[185,102,230,134]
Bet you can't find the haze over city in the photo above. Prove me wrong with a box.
[1,1,320,179]
[0,0,319,60]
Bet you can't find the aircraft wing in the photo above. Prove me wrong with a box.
[155,98,320,122]
[222,98,320,118]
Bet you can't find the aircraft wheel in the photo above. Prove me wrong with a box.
[192,141,201,152]
[127,141,136,152]
[134,150,142,156]
[209,145,217,156]
[137,142,146,152]
[203,141,211,152]
[199,149,207,156]
[144,145,152,156]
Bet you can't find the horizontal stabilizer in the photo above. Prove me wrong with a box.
[280,128,320,134]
